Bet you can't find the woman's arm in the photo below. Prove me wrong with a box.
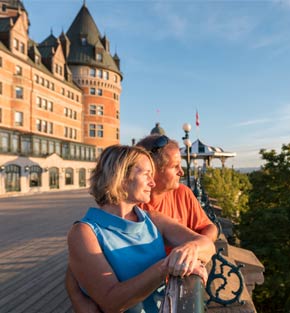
[65,266,102,313]
[68,223,167,313]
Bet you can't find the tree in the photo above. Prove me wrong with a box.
[238,143,290,312]
[248,143,290,210]
[202,167,251,221]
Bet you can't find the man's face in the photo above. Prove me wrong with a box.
[153,146,184,193]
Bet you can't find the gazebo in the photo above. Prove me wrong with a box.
[180,138,236,169]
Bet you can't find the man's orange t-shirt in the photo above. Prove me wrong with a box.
[140,183,213,232]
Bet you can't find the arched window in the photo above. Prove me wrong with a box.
[49,167,59,189]
[5,164,21,192]
[28,165,42,187]
[79,168,86,187]
[65,168,74,185]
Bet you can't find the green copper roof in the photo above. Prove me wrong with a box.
[39,34,59,48]
[66,4,122,76]
[66,4,101,46]
[150,123,166,135]
[37,34,59,60]
[0,18,12,32]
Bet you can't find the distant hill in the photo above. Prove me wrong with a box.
[236,167,260,173]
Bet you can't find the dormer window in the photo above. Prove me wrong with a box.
[55,64,63,75]
[81,36,87,46]
[35,55,40,65]
[20,42,25,54]
[96,53,103,62]
[13,38,19,50]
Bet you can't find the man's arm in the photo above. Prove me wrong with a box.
[65,266,101,313]
[182,184,218,242]
[199,223,218,242]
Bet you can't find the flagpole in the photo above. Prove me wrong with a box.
[194,110,200,180]
[195,110,199,139]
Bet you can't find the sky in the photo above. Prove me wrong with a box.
[23,0,290,168]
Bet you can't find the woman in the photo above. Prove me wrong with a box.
[67,145,215,313]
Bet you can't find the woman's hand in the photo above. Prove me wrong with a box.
[163,242,208,285]
[163,241,199,277]
[149,211,216,265]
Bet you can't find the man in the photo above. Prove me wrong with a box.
[137,135,217,242]
[66,135,218,312]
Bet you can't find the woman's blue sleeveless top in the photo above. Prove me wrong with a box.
[80,206,166,312]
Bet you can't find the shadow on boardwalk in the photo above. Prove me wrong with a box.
[0,238,73,313]
[0,189,96,313]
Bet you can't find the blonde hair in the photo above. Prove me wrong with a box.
[89,144,154,205]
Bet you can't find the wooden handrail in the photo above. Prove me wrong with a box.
[159,274,205,312]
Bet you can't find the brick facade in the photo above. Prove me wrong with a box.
[0,1,122,196]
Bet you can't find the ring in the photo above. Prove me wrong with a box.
[181,262,188,268]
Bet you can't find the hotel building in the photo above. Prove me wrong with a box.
[0,0,122,196]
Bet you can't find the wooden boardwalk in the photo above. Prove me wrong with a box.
[0,189,260,313]
[0,189,95,313]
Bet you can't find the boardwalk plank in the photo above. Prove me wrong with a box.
[0,252,67,312]
[22,274,68,313]
[0,189,96,313]
[0,239,66,295]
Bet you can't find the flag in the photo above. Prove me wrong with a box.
[196,110,200,127]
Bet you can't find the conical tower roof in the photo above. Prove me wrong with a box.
[65,3,121,76]
[66,3,101,46]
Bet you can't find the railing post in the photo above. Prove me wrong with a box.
[160,274,205,313]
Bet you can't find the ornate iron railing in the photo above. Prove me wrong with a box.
[193,175,245,307]
[206,248,245,306]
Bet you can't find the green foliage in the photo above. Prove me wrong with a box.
[239,205,290,312]
[202,167,251,221]
[248,143,290,210]
[238,143,290,313]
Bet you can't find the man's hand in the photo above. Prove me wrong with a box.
[191,260,208,285]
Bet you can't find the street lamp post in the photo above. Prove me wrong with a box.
[182,123,192,188]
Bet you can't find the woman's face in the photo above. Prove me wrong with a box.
[125,155,156,204]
